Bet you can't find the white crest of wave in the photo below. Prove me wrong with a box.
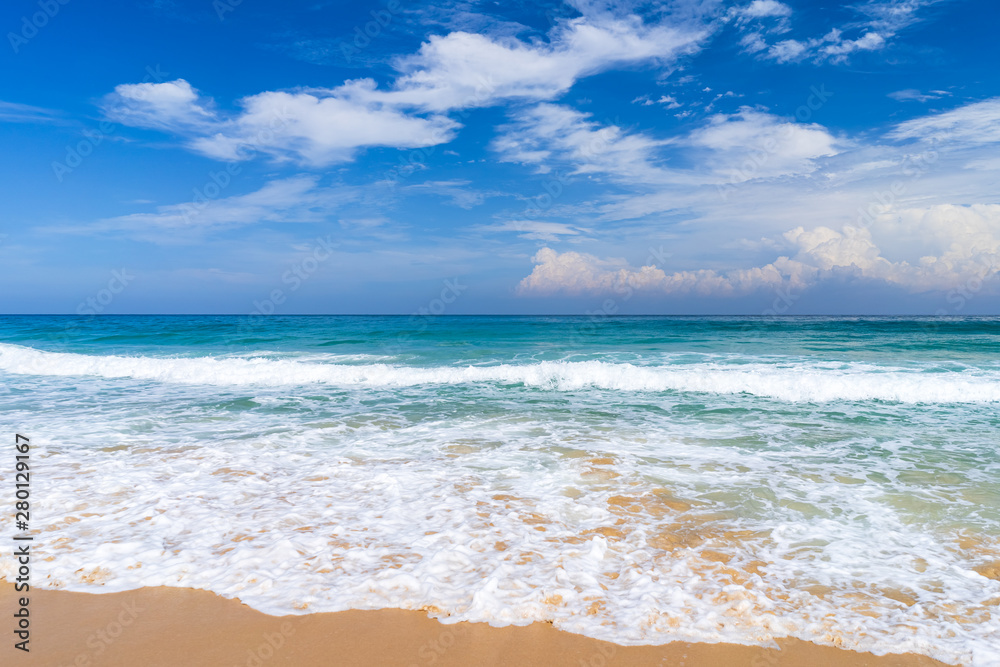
[1,343,998,403]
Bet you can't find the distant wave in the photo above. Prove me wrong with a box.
[1,343,998,404]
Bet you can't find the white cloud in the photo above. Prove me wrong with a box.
[766,38,808,62]
[517,247,656,295]
[728,0,793,37]
[480,221,591,242]
[820,30,885,57]
[492,103,680,185]
[689,108,840,181]
[739,0,793,18]
[0,100,64,124]
[368,17,707,112]
[964,157,1000,172]
[105,80,458,166]
[857,0,941,33]
[657,95,682,109]
[104,79,217,132]
[489,105,841,224]
[888,97,1000,145]
[739,32,769,53]
[499,92,1000,304]
[517,205,1000,297]
[888,88,951,102]
[106,176,324,227]
[102,15,708,166]
[738,0,940,63]
[517,247,795,296]
[403,180,494,209]
[787,205,1000,292]
[632,94,682,108]
[872,204,1000,290]
[65,176,357,242]
[577,95,1000,226]
[199,87,459,165]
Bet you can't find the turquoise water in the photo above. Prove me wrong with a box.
[1,316,998,664]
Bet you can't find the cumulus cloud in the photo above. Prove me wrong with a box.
[102,16,707,166]
[517,205,1000,297]
[517,247,796,296]
[888,97,1000,145]
[104,80,458,166]
[872,204,1000,290]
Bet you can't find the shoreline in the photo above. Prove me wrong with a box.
[2,585,953,666]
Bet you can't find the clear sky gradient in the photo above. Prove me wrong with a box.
[2,0,999,314]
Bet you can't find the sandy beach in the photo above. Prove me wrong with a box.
[3,585,952,666]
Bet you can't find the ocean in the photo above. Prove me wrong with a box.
[1,315,998,665]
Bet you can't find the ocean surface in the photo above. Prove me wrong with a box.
[1,315,998,664]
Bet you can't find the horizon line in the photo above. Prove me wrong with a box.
[1,313,997,318]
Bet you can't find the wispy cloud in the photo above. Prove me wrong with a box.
[53,176,358,242]
[889,97,1000,145]
[492,103,679,184]
[479,221,592,242]
[402,180,499,209]
[0,100,64,124]
[734,0,943,64]
[888,88,951,102]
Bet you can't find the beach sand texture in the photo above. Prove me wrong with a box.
[2,585,952,666]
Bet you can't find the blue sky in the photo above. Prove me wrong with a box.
[2,0,999,314]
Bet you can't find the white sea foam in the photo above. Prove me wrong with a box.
[1,419,997,666]
[1,343,999,403]
[3,341,1000,665]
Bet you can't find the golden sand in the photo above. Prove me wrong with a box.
[2,585,953,666]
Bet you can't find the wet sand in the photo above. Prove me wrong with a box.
[2,585,955,666]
